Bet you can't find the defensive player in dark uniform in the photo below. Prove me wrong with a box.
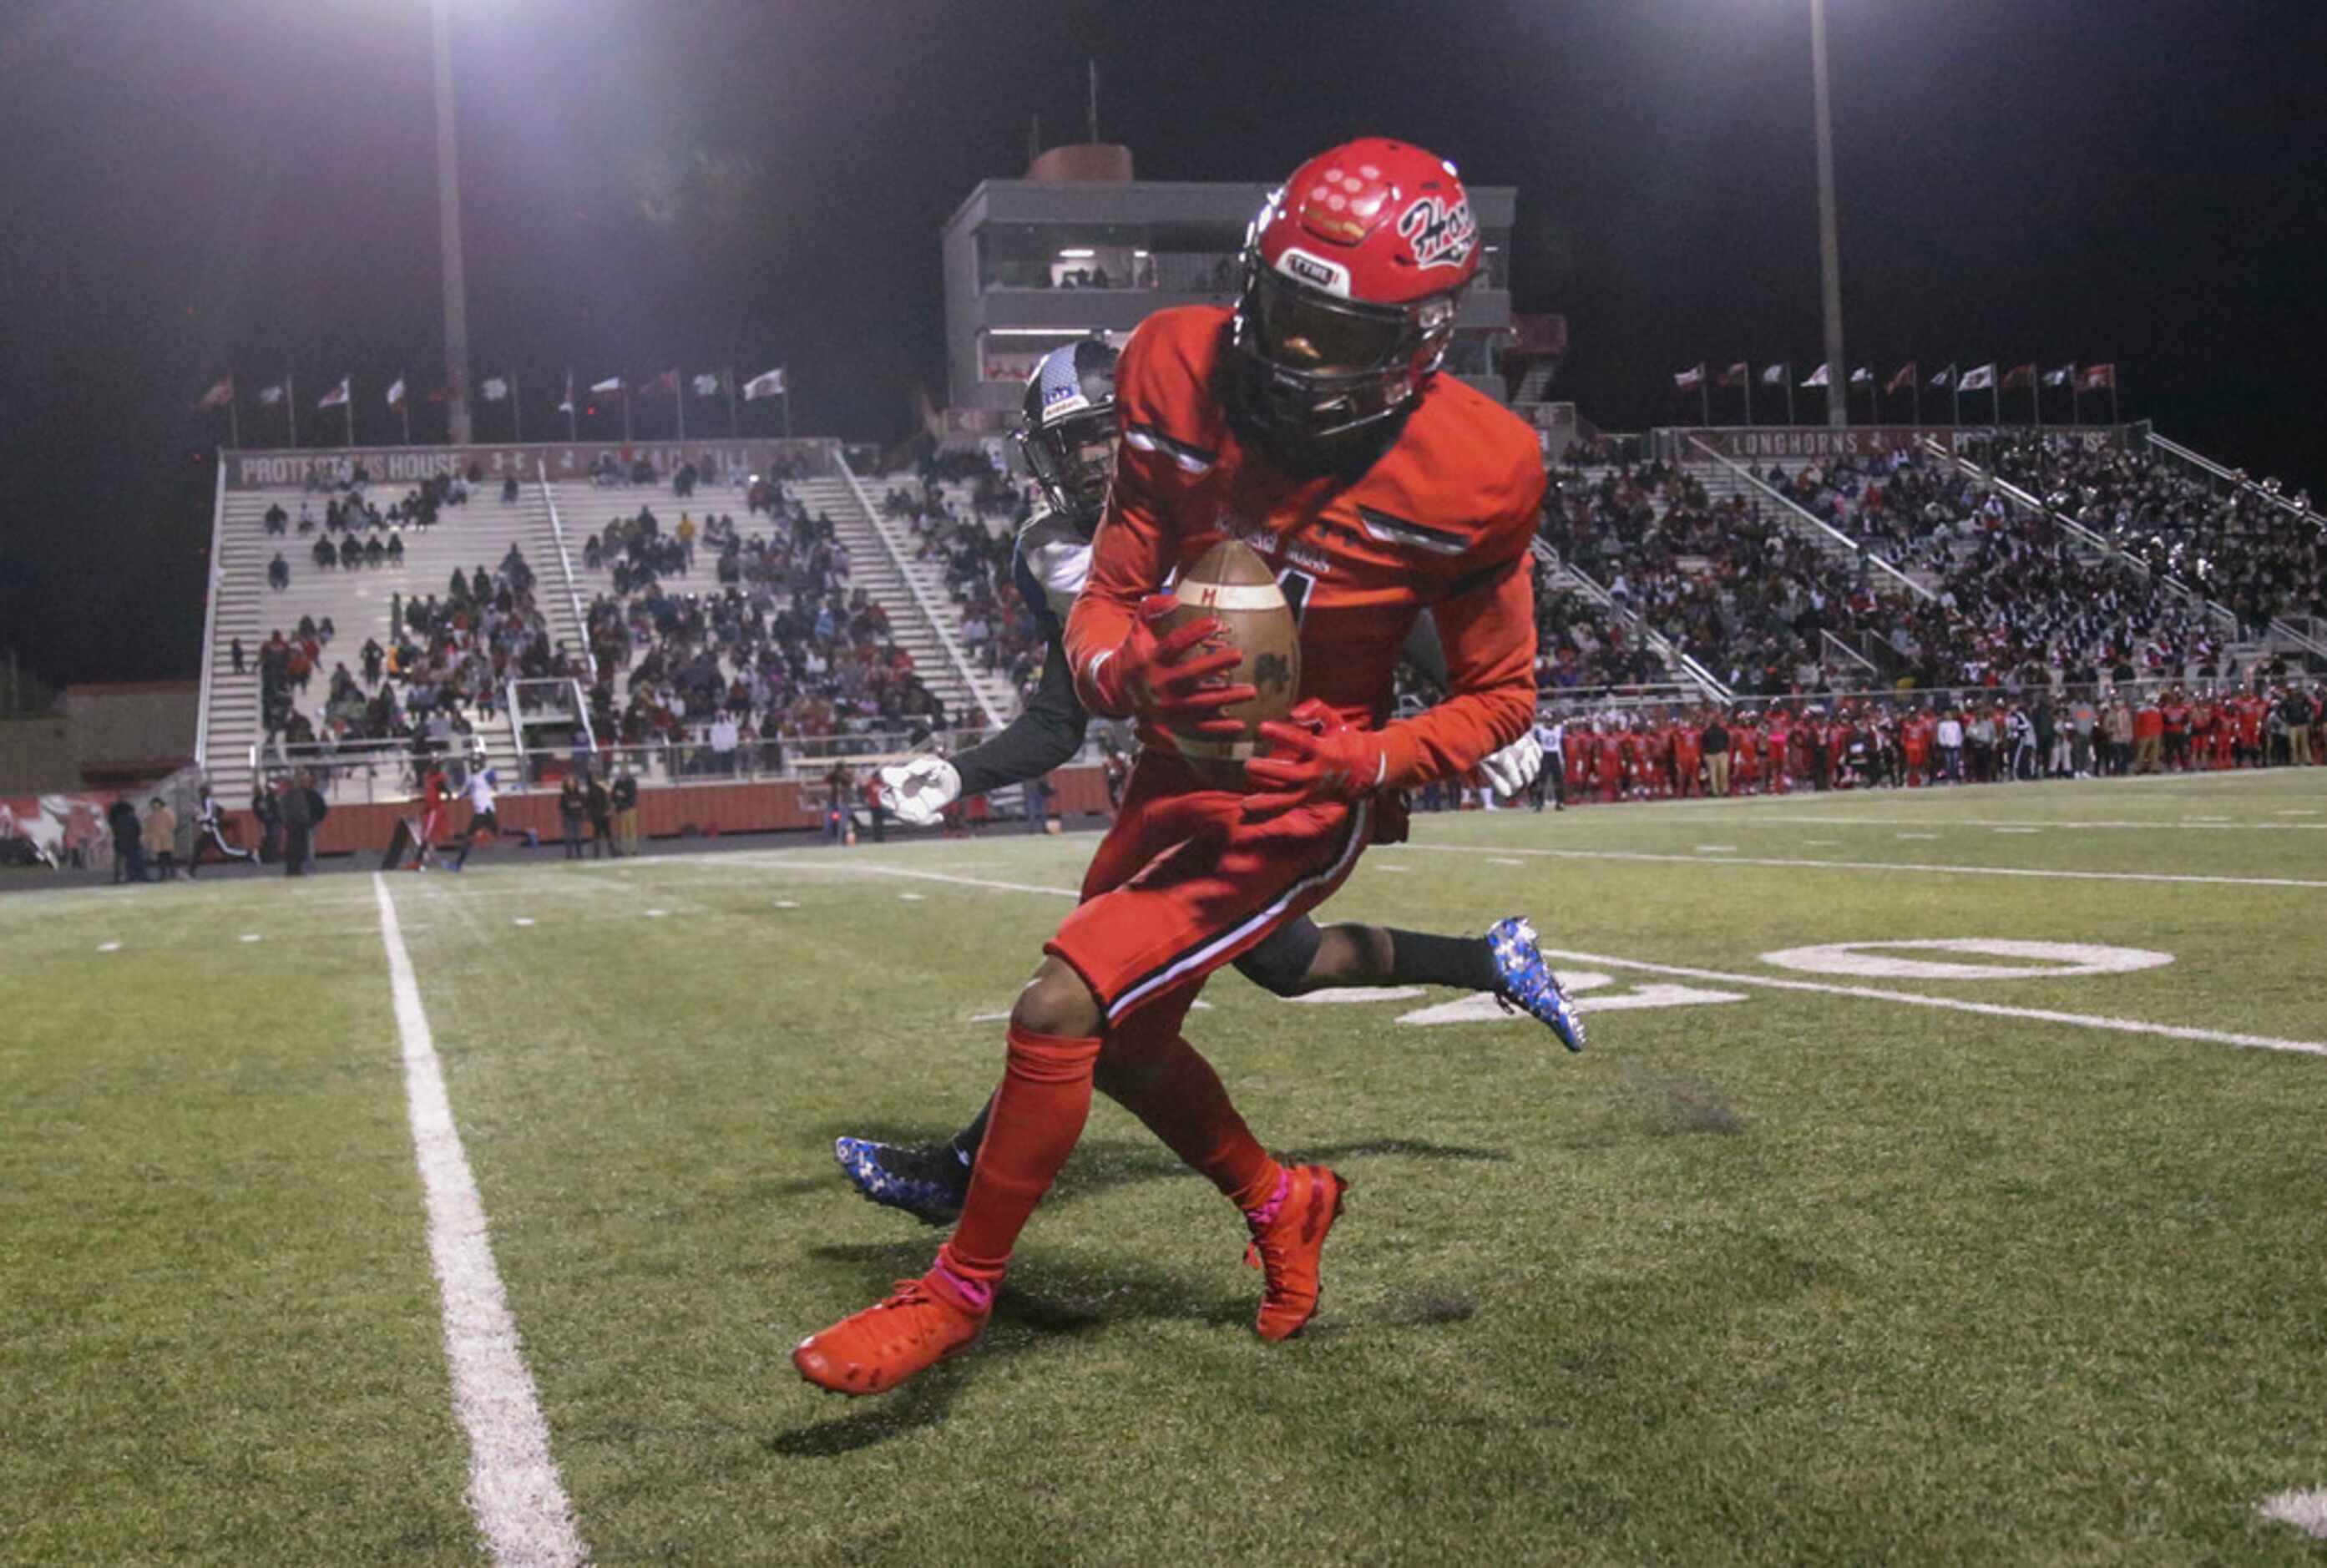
[836,337,1581,1227]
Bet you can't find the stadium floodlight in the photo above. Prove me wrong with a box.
[433,0,473,444]
[1809,0,1847,428]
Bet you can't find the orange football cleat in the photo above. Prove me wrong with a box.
[1244,1164,1348,1342]
[792,1272,989,1397]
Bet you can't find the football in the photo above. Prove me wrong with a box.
[1156,538,1302,787]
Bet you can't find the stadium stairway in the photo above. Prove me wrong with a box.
[200,479,585,802]
[1678,439,1942,603]
[825,461,1014,726]
[547,467,1009,731]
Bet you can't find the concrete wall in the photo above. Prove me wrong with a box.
[0,682,198,792]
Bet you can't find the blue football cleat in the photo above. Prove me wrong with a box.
[1487,916,1587,1052]
[832,1136,971,1225]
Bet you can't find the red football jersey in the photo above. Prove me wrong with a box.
[1067,306,1543,789]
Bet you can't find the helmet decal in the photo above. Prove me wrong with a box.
[1275,247,1352,296]
[1397,195,1477,270]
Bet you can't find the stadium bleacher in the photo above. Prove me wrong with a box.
[200,473,588,802]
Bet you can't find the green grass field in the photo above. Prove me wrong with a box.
[5,771,2324,1565]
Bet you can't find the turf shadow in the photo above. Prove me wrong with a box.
[771,1257,1257,1455]
[801,1130,1512,1216]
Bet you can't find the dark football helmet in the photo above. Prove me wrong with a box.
[1015,338,1119,529]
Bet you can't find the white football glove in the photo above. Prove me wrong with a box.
[1475,731,1544,797]
[877,756,963,827]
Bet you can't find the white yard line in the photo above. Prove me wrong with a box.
[1535,945,2327,1058]
[372,874,586,1568]
[2259,1489,2327,1540]
[1400,842,2327,891]
[791,862,2325,1055]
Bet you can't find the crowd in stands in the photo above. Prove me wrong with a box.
[574,479,948,765]
[252,544,566,775]
[1971,432,2326,634]
[1541,460,1885,697]
[881,458,1043,694]
[1537,444,2290,701]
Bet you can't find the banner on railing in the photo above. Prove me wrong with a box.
[223,438,840,491]
[1657,425,2132,463]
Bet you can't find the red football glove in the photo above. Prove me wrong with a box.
[1083,594,1255,734]
[1243,698,1393,817]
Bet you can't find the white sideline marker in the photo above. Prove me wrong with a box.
[1401,842,2327,892]
[1489,857,1527,867]
[1373,863,1411,873]
[512,918,535,928]
[1897,832,1939,840]
[898,893,926,902]
[96,941,121,953]
[372,875,585,1568]
[772,900,800,909]
[644,908,667,918]
[1696,844,1738,853]
[240,933,263,943]
[2259,1489,2327,1540]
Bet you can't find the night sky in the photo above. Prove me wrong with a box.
[3,0,2321,690]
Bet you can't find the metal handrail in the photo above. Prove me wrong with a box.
[832,453,1010,729]
[2147,430,2327,530]
[1821,629,1880,679]
[1540,544,1733,702]
[1939,438,2244,639]
[1683,436,1935,603]
[535,461,598,680]
[195,453,228,769]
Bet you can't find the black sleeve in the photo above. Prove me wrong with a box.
[950,638,1089,799]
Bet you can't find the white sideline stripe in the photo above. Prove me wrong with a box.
[97,941,121,953]
[1535,944,2327,1058]
[372,875,586,1568]
[1750,812,2325,832]
[832,864,1078,899]
[1400,842,2327,891]
[2259,1489,2327,1539]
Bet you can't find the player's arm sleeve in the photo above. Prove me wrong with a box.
[1374,553,1540,787]
[1371,450,1545,788]
[949,639,1089,798]
[1065,323,1181,709]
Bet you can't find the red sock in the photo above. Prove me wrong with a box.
[1104,1034,1281,1211]
[938,1024,1101,1285]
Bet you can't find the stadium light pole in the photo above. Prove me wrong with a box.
[433,0,474,446]
[1809,0,1848,428]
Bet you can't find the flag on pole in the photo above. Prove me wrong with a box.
[1849,366,1872,384]
[2001,363,2036,391]
[195,376,235,411]
[257,383,285,406]
[643,368,680,397]
[691,371,727,397]
[480,377,509,402]
[1801,363,1831,387]
[2042,364,2076,387]
[1884,362,1918,395]
[742,367,787,401]
[557,371,576,413]
[1930,364,1956,388]
[1957,363,1996,392]
[386,377,407,407]
[590,375,625,394]
[1673,363,1705,391]
[1716,362,1748,387]
[2077,363,2117,392]
[318,377,351,408]
[1761,362,1787,385]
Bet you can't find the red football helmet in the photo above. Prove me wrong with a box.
[1231,137,1480,441]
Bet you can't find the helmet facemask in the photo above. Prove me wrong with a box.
[1017,403,1117,529]
[1232,261,1462,443]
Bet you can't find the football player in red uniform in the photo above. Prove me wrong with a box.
[796,139,1550,1396]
